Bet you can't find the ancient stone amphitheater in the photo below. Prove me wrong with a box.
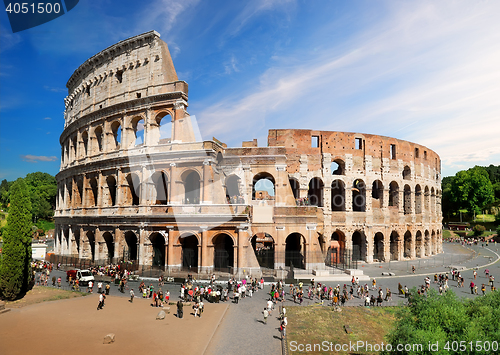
[54,31,442,276]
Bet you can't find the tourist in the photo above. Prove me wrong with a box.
[263,308,269,324]
[130,288,135,303]
[177,300,184,318]
[97,292,105,310]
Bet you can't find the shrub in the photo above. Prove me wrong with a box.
[473,224,486,236]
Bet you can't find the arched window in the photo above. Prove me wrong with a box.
[404,184,411,214]
[124,231,138,261]
[415,185,422,214]
[331,159,345,175]
[225,175,241,203]
[402,166,411,180]
[373,232,384,261]
[89,177,98,207]
[152,171,168,205]
[66,180,72,208]
[132,118,145,146]
[251,233,275,269]
[106,176,117,206]
[352,231,366,261]
[285,233,306,269]
[352,179,366,212]
[424,186,430,212]
[75,176,83,206]
[111,121,121,149]
[183,170,200,204]
[331,179,345,211]
[390,231,400,260]
[371,180,383,208]
[94,126,103,153]
[180,233,198,269]
[81,131,89,156]
[389,181,399,207]
[150,232,166,267]
[85,230,95,261]
[308,177,324,207]
[404,231,412,258]
[126,173,141,206]
[252,172,275,200]
[102,232,114,261]
[154,112,172,145]
[71,136,77,161]
[213,234,235,270]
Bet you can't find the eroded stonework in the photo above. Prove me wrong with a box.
[54,31,442,275]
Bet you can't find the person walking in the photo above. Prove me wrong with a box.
[470,281,475,294]
[177,300,184,319]
[130,288,135,303]
[97,292,104,310]
[262,308,269,324]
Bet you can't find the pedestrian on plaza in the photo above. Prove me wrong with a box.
[177,300,184,318]
[470,281,475,294]
[481,284,486,296]
[263,308,269,324]
[98,282,103,294]
[412,265,415,274]
[88,280,93,293]
[105,283,110,295]
[130,288,135,303]
[97,292,105,310]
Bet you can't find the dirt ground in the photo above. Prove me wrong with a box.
[0,291,228,355]
[4,286,87,309]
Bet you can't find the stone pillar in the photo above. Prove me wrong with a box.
[365,227,374,263]
[138,227,148,266]
[383,229,391,262]
[200,227,209,273]
[345,187,353,212]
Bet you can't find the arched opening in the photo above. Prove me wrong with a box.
[213,234,234,271]
[251,233,275,269]
[71,136,77,161]
[327,230,346,265]
[389,181,399,207]
[150,232,166,267]
[152,171,168,205]
[76,177,83,206]
[66,180,72,207]
[89,177,98,207]
[404,231,412,258]
[289,178,299,200]
[352,179,366,212]
[225,175,241,203]
[331,159,345,175]
[180,234,198,269]
[402,166,411,180]
[183,170,200,204]
[73,229,80,255]
[124,231,138,261]
[132,118,145,146]
[415,231,423,257]
[373,232,384,261]
[94,126,103,153]
[308,177,324,207]
[404,185,411,214]
[86,230,95,261]
[285,233,305,269]
[111,121,121,149]
[352,231,366,261]
[252,172,275,200]
[424,186,430,212]
[126,173,141,206]
[102,232,114,261]
[216,152,223,166]
[371,180,384,208]
[106,176,117,206]
[82,131,89,156]
[156,112,172,144]
[415,185,422,214]
[390,231,400,261]
[431,230,436,255]
[424,230,430,256]
[331,179,345,211]
[431,187,436,214]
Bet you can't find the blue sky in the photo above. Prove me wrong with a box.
[1,0,499,181]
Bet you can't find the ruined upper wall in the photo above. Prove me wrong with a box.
[63,31,187,127]
[268,129,441,174]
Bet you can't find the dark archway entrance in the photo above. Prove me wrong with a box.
[124,231,138,261]
[102,232,114,261]
[251,233,275,269]
[181,234,198,269]
[390,231,400,261]
[149,233,165,267]
[373,232,384,261]
[404,231,412,258]
[86,231,95,261]
[285,233,305,269]
[213,234,234,271]
[184,171,200,204]
[352,231,366,261]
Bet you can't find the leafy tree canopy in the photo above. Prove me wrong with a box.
[449,166,495,214]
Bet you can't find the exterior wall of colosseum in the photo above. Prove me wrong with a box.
[54,31,442,276]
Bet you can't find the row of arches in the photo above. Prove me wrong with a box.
[61,112,173,166]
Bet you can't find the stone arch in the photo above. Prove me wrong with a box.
[415,230,424,257]
[225,175,241,202]
[415,185,422,214]
[111,121,122,150]
[352,179,366,212]
[66,180,73,208]
[251,233,275,269]
[424,230,431,256]
[182,170,200,204]
[124,231,138,261]
[81,131,89,156]
[94,126,103,153]
[404,184,411,214]
[331,159,345,175]
[125,173,141,206]
[106,175,117,206]
[153,111,172,145]
[149,232,166,267]
[102,231,114,261]
[431,187,436,214]
[352,230,367,261]
[75,176,83,206]
[131,116,145,146]
[308,177,324,207]
[331,179,345,211]
[289,178,299,200]
[252,172,275,200]
[424,186,430,212]
[213,233,235,270]
[404,231,412,258]
[389,181,399,207]
[71,135,77,161]
[85,230,95,261]
[431,230,436,255]
[327,230,346,264]
[73,228,80,255]
[88,177,98,207]
[179,233,199,269]
[403,165,411,180]
[372,180,384,208]
[151,171,169,205]
[390,231,400,261]
[373,232,384,261]
[285,233,306,269]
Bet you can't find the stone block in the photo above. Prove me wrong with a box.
[103,333,115,344]
[156,310,166,320]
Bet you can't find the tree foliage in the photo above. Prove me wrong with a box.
[383,289,500,355]
[449,166,495,214]
[24,172,57,221]
[0,178,33,300]
[472,224,486,236]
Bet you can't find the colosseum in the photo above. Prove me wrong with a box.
[54,31,443,277]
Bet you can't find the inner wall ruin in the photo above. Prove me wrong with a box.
[54,31,442,275]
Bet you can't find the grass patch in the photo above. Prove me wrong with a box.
[4,286,88,308]
[474,214,495,223]
[36,219,55,232]
[442,229,452,239]
[287,306,397,354]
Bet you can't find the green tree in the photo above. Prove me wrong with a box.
[450,166,495,214]
[441,176,455,218]
[0,179,11,210]
[0,178,33,300]
[24,172,57,221]
[472,224,485,236]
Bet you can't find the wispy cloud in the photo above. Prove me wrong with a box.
[43,117,51,120]
[43,85,66,93]
[20,155,58,163]
[197,1,500,176]
[224,55,240,75]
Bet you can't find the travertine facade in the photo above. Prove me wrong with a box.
[54,31,442,275]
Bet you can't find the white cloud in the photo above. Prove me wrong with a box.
[20,155,58,163]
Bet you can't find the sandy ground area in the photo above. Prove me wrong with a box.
[0,294,228,355]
